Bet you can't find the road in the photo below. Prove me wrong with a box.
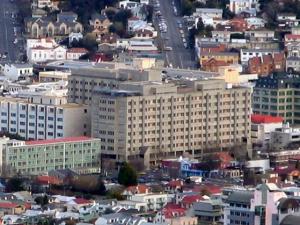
[0,0,23,63]
[155,0,197,69]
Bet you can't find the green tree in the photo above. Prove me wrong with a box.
[118,162,137,186]
[6,177,24,192]
[181,0,195,16]
[35,195,49,207]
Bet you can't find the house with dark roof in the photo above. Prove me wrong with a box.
[192,199,223,225]
[26,12,83,39]
[224,191,254,225]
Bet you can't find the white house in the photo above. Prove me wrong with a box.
[26,38,57,56]
[28,45,67,62]
[66,48,88,60]
[229,0,259,15]
[69,32,83,45]
[3,64,33,81]
[194,8,223,19]
[245,17,266,29]
[130,193,170,211]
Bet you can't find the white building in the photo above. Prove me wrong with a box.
[194,8,223,19]
[3,64,33,81]
[130,193,170,211]
[27,38,87,63]
[0,82,90,140]
[270,124,300,150]
[229,0,259,15]
[251,114,283,149]
[245,17,266,29]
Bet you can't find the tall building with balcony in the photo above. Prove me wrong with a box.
[253,73,300,125]
[91,78,252,166]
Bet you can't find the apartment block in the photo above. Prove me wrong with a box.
[91,78,252,166]
[252,74,300,124]
[0,97,90,140]
[0,136,101,175]
[68,67,161,104]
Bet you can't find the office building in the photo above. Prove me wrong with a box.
[91,78,252,166]
[0,136,101,175]
[0,82,90,140]
[253,74,300,124]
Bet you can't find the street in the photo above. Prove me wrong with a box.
[0,0,23,63]
[154,0,197,69]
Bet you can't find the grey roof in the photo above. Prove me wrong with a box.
[11,64,33,68]
[91,13,108,22]
[280,215,300,225]
[227,191,253,204]
[196,8,223,13]
[241,48,280,53]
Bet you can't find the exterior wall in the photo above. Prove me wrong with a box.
[0,98,90,140]
[91,80,252,164]
[3,65,33,81]
[2,138,101,175]
[253,88,296,124]
[131,194,169,211]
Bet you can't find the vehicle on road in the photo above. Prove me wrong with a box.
[164,46,173,51]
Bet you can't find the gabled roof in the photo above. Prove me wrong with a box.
[73,198,92,205]
[0,202,19,209]
[182,195,203,204]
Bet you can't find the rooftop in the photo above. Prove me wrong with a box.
[25,136,95,146]
[251,114,283,124]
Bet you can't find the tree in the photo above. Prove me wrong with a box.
[118,162,137,186]
[181,0,195,16]
[82,34,98,52]
[35,195,49,207]
[6,177,24,192]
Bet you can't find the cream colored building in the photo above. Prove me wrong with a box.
[39,71,71,82]
[91,78,252,166]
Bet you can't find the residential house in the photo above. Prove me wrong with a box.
[127,17,154,33]
[26,12,83,39]
[130,193,169,211]
[245,29,275,42]
[199,52,239,67]
[201,58,230,72]
[240,48,281,65]
[285,34,300,58]
[3,64,33,81]
[134,29,156,39]
[286,57,300,72]
[192,199,223,225]
[0,202,26,215]
[229,0,259,15]
[248,53,286,75]
[66,48,88,60]
[181,195,203,209]
[211,30,232,42]
[228,17,248,32]
[122,185,150,199]
[245,17,266,29]
[89,13,112,36]
[69,32,83,45]
[194,8,223,19]
[99,33,119,49]
[278,13,299,29]
[119,0,145,19]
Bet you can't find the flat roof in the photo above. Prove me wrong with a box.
[25,136,98,146]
